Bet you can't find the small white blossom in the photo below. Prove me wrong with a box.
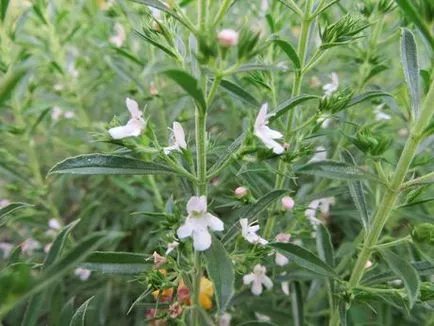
[243,264,273,296]
[239,218,268,245]
[0,199,10,208]
[149,6,161,19]
[44,243,52,254]
[219,312,232,326]
[305,197,335,220]
[0,242,13,259]
[74,267,91,281]
[108,98,145,139]
[165,241,179,255]
[374,104,391,121]
[48,218,62,230]
[309,146,327,162]
[255,312,271,322]
[281,281,290,296]
[218,29,239,47]
[177,196,224,251]
[51,106,63,121]
[164,122,187,154]
[275,233,291,266]
[254,103,284,154]
[281,196,295,210]
[21,238,41,255]
[109,23,126,47]
[365,260,373,269]
[234,186,248,199]
[323,72,339,96]
[64,111,75,119]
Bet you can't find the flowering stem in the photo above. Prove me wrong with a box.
[330,78,434,326]
[263,2,313,239]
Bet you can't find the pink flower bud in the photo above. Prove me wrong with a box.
[234,186,248,199]
[275,232,291,243]
[152,251,167,268]
[218,29,239,47]
[281,196,295,210]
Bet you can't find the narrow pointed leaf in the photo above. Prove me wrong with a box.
[269,242,338,278]
[69,297,94,326]
[273,39,301,69]
[296,160,379,182]
[44,220,81,266]
[379,248,420,308]
[48,154,176,176]
[269,95,319,122]
[291,282,304,326]
[400,28,420,118]
[0,65,27,107]
[57,298,74,326]
[204,238,234,313]
[240,189,287,221]
[315,224,335,268]
[219,79,260,107]
[347,90,392,108]
[209,132,246,174]
[342,151,370,231]
[80,251,150,274]
[21,292,46,326]
[0,202,32,221]
[395,0,434,51]
[1,0,10,22]
[163,69,206,113]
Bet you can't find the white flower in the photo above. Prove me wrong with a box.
[239,218,268,245]
[64,111,75,119]
[48,218,62,230]
[254,103,284,154]
[108,98,145,139]
[305,197,335,218]
[0,199,10,208]
[234,186,248,199]
[374,104,391,121]
[218,29,239,47]
[44,243,52,254]
[274,233,291,266]
[323,72,339,96]
[21,238,41,255]
[365,260,373,269]
[177,196,224,251]
[74,267,91,281]
[281,196,295,210]
[309,146,327,162]
[149,6,161,19]
[219,312,232,326]
[164,122,187,154]
[281,281,290,296]
[0,242,13,259]
[165,241,179,255]
[51,106,63,121]
[255,313,271,322]
[260,0,269,13]
[243,264,273,296]
[109,23,126,47]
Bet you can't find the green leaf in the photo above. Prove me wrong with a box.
[21,292,46,326]
[269,95,319,122]
[400,28,420,118]
[44,220,81,267]
[0,0,10,22]
[379,248,420,308]
[69,297,94,326]
[204,238,234,313]
[162,69,206,113]
[339,300,347,326]
[347,90,392,108]
[0,65,27,107]
[315,224,335,267]
[269,242,338,278]
[364,261,434,285]
[134,30,178,59]
[209,132,246,175]
[273,39,301,69]
[0,202,32,221]
[239,189,287,221]
[235,64,288,73]
[0,232,123,318]
[341,151,370,231]
[80,251,150,274]
[296,160,378,182]
[395,0,434,51]
[57,298,74,326]
[48,154,176,176]
[291,282,304,326]
[219,79,260,107]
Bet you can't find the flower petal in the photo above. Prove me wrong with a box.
[275,252,289,266]
[243,273,255,285]
[251,280,263,296]
[192,229,212,251]
[126,97,141,118]
[206,213,224,231]
[187,196,207,215]
[261,275,273,290]
[177,222,193,239]
[173,121,187,149]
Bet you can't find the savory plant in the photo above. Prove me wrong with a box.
[1,0,434,325]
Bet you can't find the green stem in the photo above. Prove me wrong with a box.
[212,0,233,27]
[347,78,434,298]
